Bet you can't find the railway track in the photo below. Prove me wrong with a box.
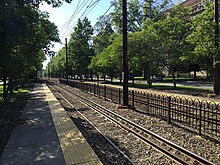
[47,81,215,165]
[61,79,220,138]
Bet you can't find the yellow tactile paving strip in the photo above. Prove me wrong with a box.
[43,84,102,165]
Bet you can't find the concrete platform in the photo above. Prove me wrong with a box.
[0,83,102,165]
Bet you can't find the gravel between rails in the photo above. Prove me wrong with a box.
[52,83,220,165]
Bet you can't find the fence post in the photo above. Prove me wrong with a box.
[167,96,171,124]
[132,90,135,110]
[98,84,100,98]
[147,94,149,115]
[199,104,202,135]
[94,84,96,96]
[118,88,121,104]
[111,88,112,101]
[104,85,106,100]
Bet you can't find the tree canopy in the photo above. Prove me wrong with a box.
[0,0,61,99]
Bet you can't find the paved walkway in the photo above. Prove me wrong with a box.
[0,83,101,165]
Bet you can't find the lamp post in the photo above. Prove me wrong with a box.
[122,0,128,106]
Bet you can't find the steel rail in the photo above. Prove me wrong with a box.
[46,82,135,165]
[49,81,215,165]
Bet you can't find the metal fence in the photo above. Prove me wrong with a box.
[60,79,220,137]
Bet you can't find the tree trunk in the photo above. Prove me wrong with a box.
[15,79,18,91]
[35,70,38,83]
[172,71,176,88]
[8,77,13,94]
[90,74,93,81]
[193,70,197,80]
[147,74,152,88]
[97,75,99,84]
[111,77,113,83]
[3,75,8,100]
[143,67,147,80]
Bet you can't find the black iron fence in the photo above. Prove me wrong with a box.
[59,79,220,137]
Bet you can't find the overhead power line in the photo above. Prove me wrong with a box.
[60,0,102,40]
[59,0,89,33]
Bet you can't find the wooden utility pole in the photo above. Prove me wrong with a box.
[122,0,128,106]
[65,38,69,83]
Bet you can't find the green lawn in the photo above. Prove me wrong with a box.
[0,84,33,156]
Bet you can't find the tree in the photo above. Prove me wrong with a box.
[93,15,115,55]
[46,48,66,78]
[0,0,60,100]
[110,0,144,33]
[17,0,72,8]
[129,19,162,86]
[68,17,94,80]
[154,6,191,87]
[186,3,216,79]
[143,0,173,20]
[89,35,122,82]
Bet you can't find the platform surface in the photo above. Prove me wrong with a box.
[0,83,102,165]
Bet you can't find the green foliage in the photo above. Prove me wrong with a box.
[110,0,144,33]
[47,48,66,77]
[153,6,191,72]
[93,22,114,55]
[68,17,94,77]
[48,17,94,78]
[186,2,215,74]
[89,35,122,78]
[0,0,60,99]
[143,0,173,20]
[129,19,161,82]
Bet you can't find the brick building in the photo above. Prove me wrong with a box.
[180,0,206,17]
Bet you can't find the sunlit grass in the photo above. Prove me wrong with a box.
[0,85,31,116]
[134,77,144,80]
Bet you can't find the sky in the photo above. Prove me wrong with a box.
[40,0,113,69]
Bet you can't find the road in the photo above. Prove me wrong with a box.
[86,77,213,90]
